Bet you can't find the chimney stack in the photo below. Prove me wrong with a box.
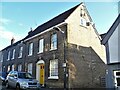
[11,37,15,45]
[28,27,33,35]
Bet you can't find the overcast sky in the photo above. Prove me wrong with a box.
[0,1,119,50]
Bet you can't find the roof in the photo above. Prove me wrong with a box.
[1,40,23,51]
[1,3,81,51]
[101,14,120,45]
[24,3,81,40]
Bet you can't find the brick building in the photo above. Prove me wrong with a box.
[0,3,107,88]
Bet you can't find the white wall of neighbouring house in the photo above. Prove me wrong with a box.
[108,23,119,63]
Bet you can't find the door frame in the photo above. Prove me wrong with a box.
[36,60,45,86]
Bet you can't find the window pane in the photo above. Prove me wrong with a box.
[50,59,58,77]
[12,65,14,71]
[29,43,33,56]
[12,49,15,59]
[19,47,23,58]
[18,65,22,71]
[28,63,32,74]
[80,17,86,27]
[51,34,57,50]
[39,39,44,53]
[7,51,10,60]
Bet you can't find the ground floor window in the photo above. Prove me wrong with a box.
[28,63,32,75]
[12,64,15,71]
[7,65,10,72]
[48,59,58,79]
[18,64,22,71]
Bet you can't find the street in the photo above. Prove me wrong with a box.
[0,83,13,90]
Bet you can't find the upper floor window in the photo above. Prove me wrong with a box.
[12,49,15,59]
[50,33,57,50]
[18,47,23,58]
[7,51,10,61]
[48,59,58,79]
[28,43,33,56]
[80,17,86,27]
[0,54,3,62]
[38,39,44,53]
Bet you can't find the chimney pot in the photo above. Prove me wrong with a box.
[11,37,15,45]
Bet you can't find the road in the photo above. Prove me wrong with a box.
[0,79,11,90]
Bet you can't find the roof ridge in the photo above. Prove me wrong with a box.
[35,3,81,30]
[24,3,81,40]
[1,3,81,51]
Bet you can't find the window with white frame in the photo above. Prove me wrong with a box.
[28,43,33,56]
[12,49,15,59]
[1,54,3,62]
[18,47,23,58]
[18,64,22,71]
[38,39,44,53]
[80,17,86,27]
[49,59,58,79]
[50,33,57,50]
[12,64,15,71]
[7,65,10,72]
[7,51,10,60]
[28,63,32,74]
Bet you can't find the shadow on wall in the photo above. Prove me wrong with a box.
[67,43,107,88]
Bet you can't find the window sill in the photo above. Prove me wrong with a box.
[11,58,14,60]
[80,25,87,28]
[28,54,32,57]
[18,56,22,59]
[37,52,43,54]
[48,76,59,80]
[50,48,57,51]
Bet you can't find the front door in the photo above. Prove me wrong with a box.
[40,64,44,85]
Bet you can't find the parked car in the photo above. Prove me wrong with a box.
[5,71,40,90]
[0,72,8,85]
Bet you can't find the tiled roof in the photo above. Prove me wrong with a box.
[24,3,80,40]
[1,3,81,51]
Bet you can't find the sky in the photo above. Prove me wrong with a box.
[0,1,119,50]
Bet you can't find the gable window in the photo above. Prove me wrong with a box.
[50,33,57,50]
[80,17,86,27]
[38,39,44,53]
[28,63,32,74]
[18,47,23,58]
[48,59,58,79]
[18,64,22,71]
[7,51,10,61]
[28,43,33,56]
[12,49,15,59]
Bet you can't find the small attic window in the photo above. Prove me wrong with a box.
[80,17,86,27]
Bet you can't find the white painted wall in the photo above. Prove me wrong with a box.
[108,23,119,63]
